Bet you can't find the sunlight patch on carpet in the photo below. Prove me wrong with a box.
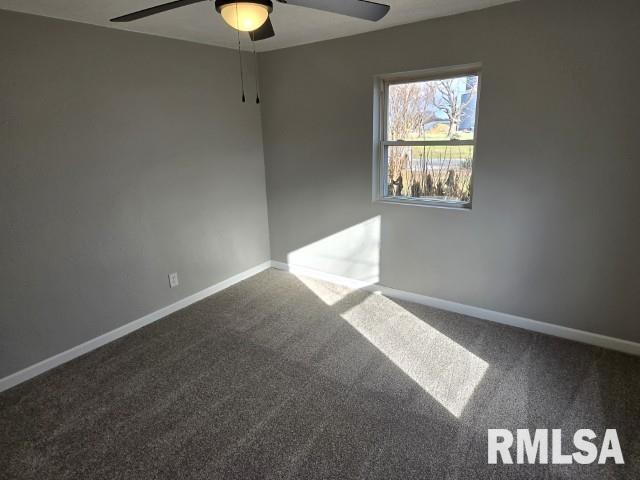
[341,294,488,417]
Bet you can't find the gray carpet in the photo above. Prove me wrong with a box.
[1,268,639,479]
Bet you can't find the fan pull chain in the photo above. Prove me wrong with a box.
[235,4,245,102]
[252,39,260,104]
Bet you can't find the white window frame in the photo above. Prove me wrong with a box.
[372,63,482,209]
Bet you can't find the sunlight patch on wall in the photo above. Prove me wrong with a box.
[341,294,488,418]
[287,216,380,285]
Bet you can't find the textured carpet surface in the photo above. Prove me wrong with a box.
[1,268,639,479]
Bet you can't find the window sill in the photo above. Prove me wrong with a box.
[374,197,472,211]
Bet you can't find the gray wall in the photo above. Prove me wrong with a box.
[0,10,270,377]
[259,0,640,342]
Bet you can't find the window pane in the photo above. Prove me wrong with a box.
[387,75,478,141]
[385,145,473,203]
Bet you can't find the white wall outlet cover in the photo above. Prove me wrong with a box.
[168,272,179,288]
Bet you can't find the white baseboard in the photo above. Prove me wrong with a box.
[3,258,638,393]
[0,261,272,393]
[271,261,640,357]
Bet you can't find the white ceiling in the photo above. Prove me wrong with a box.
[0,0,519,52]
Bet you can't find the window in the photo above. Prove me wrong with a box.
[373,65,481,208]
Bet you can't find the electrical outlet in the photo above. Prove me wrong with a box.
[168,272,179,288]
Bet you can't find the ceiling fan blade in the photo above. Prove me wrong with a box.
[276,0,390,21]
[110,0,207,22]
[249,17,275,41]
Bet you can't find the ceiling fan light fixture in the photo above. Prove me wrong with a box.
[217,1,272,32]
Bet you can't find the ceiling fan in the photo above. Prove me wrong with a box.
[111,0,390,103]
[111,0,391,41]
